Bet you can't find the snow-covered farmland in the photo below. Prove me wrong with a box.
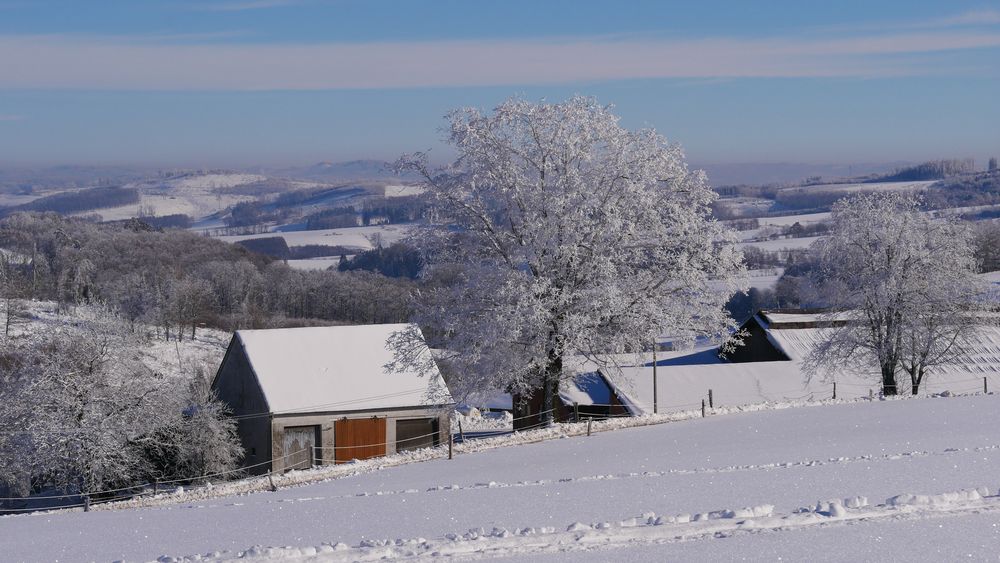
[285,257,345,271]
[77,173,271,222]
[3,394,1000,561]
[757,211,831,227]
[747,267,784,289]
[776,180,936,195]
[383,184,426,198]
[738,235,821,252]
[168,173,267,191]
[218,224,415,252]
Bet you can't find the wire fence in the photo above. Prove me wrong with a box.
[4,376,997,513]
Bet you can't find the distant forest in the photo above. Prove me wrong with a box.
[0,213,416,338]
[0,186,140,216]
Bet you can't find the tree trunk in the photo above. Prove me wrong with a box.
[541,354,562,426]
[881,363,897,396]
[910,367,924,396]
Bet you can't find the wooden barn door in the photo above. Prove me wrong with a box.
[283,425,317,471]
[334,417,386,463]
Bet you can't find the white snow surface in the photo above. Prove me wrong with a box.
[235,324,452,413]
[775,180,936,195]
[737,235,822,252]
[757,211,831,227]
[82,173,270,222]
[285,257,344,271]
[383,184,426,198]
[5,394,1000,561]
[218,224,414,252]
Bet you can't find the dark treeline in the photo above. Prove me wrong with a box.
[234,237,355,260]
[138,213,193,229]
[975,221,1000,274]
[924,170,1000,209]
[225,200,291,228]
[0,186,140,216]
[0,213,415,338]
[725,261,815,323]
[304,206,360,230]
[338,243,423,279]
[302,195,429,231]
[360,195,428,226]
[870,159,976,183]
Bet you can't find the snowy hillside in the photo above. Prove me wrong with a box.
[3,394,999,561]
[4,301,229,379]
[87,173,269,221]
[218,224,415,253]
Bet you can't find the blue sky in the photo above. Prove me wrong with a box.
[0,0,997,168]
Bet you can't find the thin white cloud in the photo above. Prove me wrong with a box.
[926,9,1000,27]
[0,28,996,90]
[816,9,1000,33]
[0,114,26,121]
[190,0,305,12]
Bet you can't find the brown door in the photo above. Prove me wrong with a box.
[283,425,317,471]
[334,417,386,463]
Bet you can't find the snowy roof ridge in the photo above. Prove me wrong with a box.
[235,323,454,414]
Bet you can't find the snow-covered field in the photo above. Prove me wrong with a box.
[757,211,831,226]
[383,184,426,198]
[777,180,936,195]
[218,224,415,252]
[76,173,270,222]
[747,267,784,289]
[738,235,821,252]
[285,257,345,271]
[4,394,1000,561]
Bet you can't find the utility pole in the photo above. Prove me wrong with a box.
[652,340,658,414]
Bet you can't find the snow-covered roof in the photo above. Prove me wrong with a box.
[235,324,453,414]
[760,315,1000,376]
[758,310,851,327]
[603,361,833,415]
[559,347,723,407]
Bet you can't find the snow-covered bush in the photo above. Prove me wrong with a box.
[0,312,242,500]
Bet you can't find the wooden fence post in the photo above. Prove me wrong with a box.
[448,430,453,460]
[833,382,837,400]
[268,472,277,492]
[708,389,714,409]
[153,479,158,495]
[83,495,90,512]
[587,417,592,437]
[984,377,989,394]
[573,402,580,423]
[701,399,706,418]
[458,419,465,443]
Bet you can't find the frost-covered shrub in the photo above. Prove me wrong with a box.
[0,313,242,500]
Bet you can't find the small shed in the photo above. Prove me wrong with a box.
[212,323,453,474]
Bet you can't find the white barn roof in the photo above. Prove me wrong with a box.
[235,323,453,414]
[603,361,838,415]
[755,311,1000,378]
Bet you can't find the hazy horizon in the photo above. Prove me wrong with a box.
[0,0,997,166]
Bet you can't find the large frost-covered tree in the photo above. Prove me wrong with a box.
[396,97,746,421]
[808,192,986,395]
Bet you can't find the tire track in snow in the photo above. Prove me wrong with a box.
[163,487,1000,561]
[249,443,1000,508]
